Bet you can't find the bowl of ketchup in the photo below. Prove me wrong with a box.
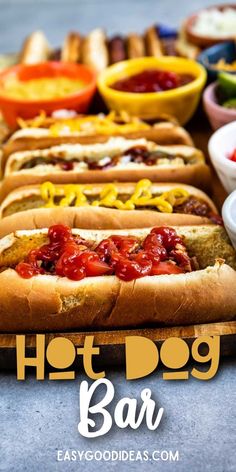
[98,57,207,125]
[110,69,194,93]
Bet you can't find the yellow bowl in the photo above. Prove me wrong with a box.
[97,57,207,125]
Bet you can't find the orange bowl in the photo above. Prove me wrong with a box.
[0,62,97,127]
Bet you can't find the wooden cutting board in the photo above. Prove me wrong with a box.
[0,321,235,370]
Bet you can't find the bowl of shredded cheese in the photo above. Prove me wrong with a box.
[0,62,97,127]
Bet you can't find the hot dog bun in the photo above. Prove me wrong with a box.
[2,120,194,167]
[127,33,146,58]
[0,162,211,199]
[144,26,163,57]
[175,24,201,60]
[61,32,81,63]
[81,28,108,71]
[19,31,51,64]
[0,139,211,198]
[0,182,218,236]
[0,225,235,332]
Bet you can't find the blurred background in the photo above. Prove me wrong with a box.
[0,0,230,52]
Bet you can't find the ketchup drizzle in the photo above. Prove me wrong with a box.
[16,225,192,281]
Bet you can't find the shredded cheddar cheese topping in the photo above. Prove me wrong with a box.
[17,110,150,133]
[48,111,150,136]
[17,110,47,129]
[213,58,236,72]
[16,110,150,134]
[40,180,189,213]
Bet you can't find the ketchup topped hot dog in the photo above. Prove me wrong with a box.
[0,224,236,332]
[15,225,192,281]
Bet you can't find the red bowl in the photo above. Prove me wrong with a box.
[185,4,236,48]
[0,62,97,127]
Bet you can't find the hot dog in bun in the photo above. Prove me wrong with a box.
[0,224,235,332]
[0,138,211,198]
[0,180,220,236]
[2,112,193,167]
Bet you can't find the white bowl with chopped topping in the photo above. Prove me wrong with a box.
[208,120,236,193]
[222,190,236,249]
[186,5,236,48]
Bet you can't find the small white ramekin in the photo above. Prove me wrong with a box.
[222,190,236,250]
[208,121,236,194]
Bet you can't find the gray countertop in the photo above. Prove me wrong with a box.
[0,1,236,471]
[0,0,230,52]
[1,358,236,472]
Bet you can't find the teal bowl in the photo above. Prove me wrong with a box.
[198,41,236,82]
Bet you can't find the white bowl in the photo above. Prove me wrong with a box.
[222,190,236,249]
[208,121,236,194]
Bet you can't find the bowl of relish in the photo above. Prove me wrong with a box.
[97,57,207,124]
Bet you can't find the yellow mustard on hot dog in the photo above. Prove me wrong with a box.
[40,180,189,213]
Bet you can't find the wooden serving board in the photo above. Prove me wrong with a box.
[0,109,235,369]
[0,321,235,370]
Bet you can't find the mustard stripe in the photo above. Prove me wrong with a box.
[40,180,189,213]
